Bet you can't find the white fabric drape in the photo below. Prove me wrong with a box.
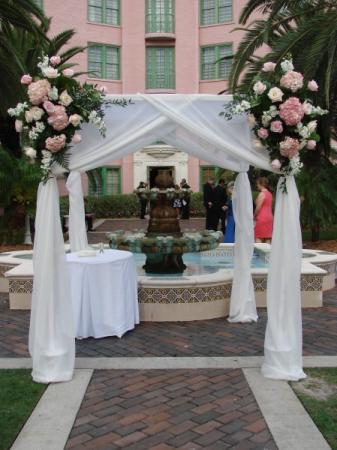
[66,171,88,252]
[29,178,75,383]
[228,173,258,323]
[262,176,306,381]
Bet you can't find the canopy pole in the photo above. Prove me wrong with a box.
[262,176,306,381]
[228,172,258,323]
[66,171,88,252]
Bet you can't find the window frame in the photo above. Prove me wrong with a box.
[87,43,121,80]
[145,0,175,33]
[146,46,175,90]
[199,0,233,26]
[102,166,122,195]
[200,43,233,81]
[87,0,120,26]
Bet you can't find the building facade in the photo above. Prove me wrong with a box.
[40,0,248,194]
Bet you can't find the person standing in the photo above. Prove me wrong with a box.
[254,177,273,243]
[203,178,215,230]
[180,178,190,220]
[213,178,228,235]
[137,181,148,219]
[224,182,235,243]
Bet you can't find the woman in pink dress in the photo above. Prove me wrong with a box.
[254,177,273,243]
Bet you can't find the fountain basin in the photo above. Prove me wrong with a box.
[0,244,335,320]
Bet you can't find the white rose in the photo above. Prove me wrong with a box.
[24,146,37,159]
[267,87,284,103]
[262,115,272,127]
[30,106,44,121]
[42,66,59,78]
[48,86,59,101]
[241,100,251,110]
[69,114,83,127]
[253,81,267,95]
[59,90,73,106]
[25,110,34,123]
[303,101,313,115]
[281,60,294,73]
[307,120,317,133]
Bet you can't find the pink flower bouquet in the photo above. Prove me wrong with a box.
[222,57,328,177]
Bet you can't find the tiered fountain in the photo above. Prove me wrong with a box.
[107,169,222,273]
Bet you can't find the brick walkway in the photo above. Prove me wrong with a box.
[1,287,336,358]
[66,369,277,450]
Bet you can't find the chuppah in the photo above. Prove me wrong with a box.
[9,54,328,384]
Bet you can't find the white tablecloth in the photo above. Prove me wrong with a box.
[67,250,139,339]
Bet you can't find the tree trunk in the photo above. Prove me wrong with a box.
[311,221,320,242]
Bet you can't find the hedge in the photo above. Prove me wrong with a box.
[60,192,206,218]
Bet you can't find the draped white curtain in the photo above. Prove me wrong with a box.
[29,178,75,383]
[29,94,303,383]
[262,176,306,381]
[228,173,258,323]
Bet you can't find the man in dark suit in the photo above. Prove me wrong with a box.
[180,178,190,220]
[203,178,216,230]
[213,178,228,235]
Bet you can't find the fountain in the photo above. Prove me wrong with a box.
[107,169,222,274]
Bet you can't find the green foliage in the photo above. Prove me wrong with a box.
[59,192,206,219]
[0,369,46,450]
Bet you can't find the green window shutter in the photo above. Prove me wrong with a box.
[200,0,232,25]
[146,47,175,89]
[146,0,174,33]
[88,0,120,25]
[201,43,232,80]
[88,44,120,80]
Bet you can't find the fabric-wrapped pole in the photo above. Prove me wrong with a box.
[228,172,258,323]
[262,176,306,381]
[29,177,75,383]
[66,171,88,252]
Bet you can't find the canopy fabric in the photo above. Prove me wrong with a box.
[28,93,304,384]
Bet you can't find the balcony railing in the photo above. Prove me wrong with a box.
[145,13,175,34]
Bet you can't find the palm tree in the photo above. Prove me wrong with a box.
[227,0,337,240]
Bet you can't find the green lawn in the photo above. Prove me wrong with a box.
[292,368,337,450]
[0,370,46,450]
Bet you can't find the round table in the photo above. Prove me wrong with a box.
[67,249,139,339]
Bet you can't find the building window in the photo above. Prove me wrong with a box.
[88,44,120,80]
[200,0,232,25]
[200,43,232,80]
[88,167,121,196]
[34,0,43,9]
[146,0,175,33]
[88,0,120,25]
[200,166,220,190]
[146,47,175,89]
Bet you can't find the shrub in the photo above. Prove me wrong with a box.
[59,192,206,218]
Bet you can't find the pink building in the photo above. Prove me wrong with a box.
[41,0,248,194]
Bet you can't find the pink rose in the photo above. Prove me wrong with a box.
[15,120,23,132]
[279,97,304,126]
[21,74,32,85]
[279,137,300,159]
[50,55,61,66]
[47,105,68,131]
[270,120,283,133]
[257,128,269,139]
[27,79,51,105]
[45,134,67,152]
[43,100,55,114]
[63,68,74,78]
[280,71,304,93]
[308,80,318,92]
[307,140,317,150]
[72,133,82,144]
[262,62,276,72]
[271,159,282,170]
[253,81,267,95]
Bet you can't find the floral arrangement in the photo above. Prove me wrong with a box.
[134,186,192,200]
[8,54,129,181]
[222,57,328,181]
